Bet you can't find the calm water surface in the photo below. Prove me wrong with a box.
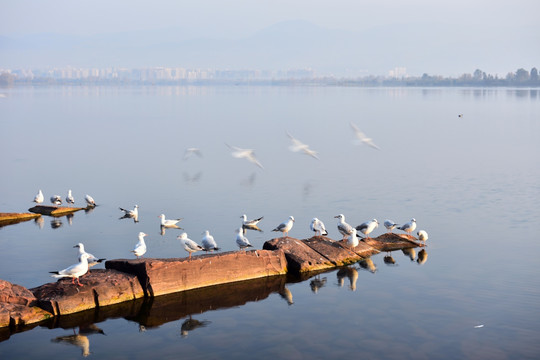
[0,86,539,359]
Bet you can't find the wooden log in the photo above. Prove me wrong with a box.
[0,212,41,227]
[105,249,288,298]
[28,205,86,217]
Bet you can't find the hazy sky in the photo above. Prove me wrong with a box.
[2,0,538,37]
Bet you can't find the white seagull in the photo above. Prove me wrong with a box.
[132,232,147,258]
[241,214,264,232]
[310,218,328,236]
[50,195,62,206]
[356,219,379,239]
[383,219,399,233]
[417,230,429,244]
[85,194,96,207]
[398,218,417,237]
[33,189,44,204]
[201,230,220,252]
[66,190,75,207]
[184,147,203,160]
[347,228,359,248]
[226,144,264,169]
[120,205,139,222]
[178,232,204,260]
[74,243,106,267]
[50,253,90,286]
[350,122,381,150]
[272,216,295,238]
[236,228,253,250]
[334,214,354,240]
[286,132,320,160]
[158,214,183,228]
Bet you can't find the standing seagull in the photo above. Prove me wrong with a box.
[201,230,220,252]
[310,218,328,236]
[50,253,90,286]
[85,194,96,207]
[286,132,320,160]
[50,195,62,206]
[417,230,429,244]
[350,122,381,150]
[384,219,399,233]
[132,232,147,258]
[347,228,359,249]
[74,243,106,267]
[334,214,354,240]
[66,190,75,207]
[33,189,44,204]
[236,228,253,250]
[226,144,264,169]
[398,218,417,237]
[272,216,295,238]
[356,219,379,239]
[158,214,183,228]
[178,232,204,260]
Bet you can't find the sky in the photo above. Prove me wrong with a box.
[1,0,539,76]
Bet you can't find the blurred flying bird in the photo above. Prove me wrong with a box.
[183,147,203,160]
[226,143,264,169]
[350,122,380,150]
[286,132,320,159]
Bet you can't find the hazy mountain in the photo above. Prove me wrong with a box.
[1,20,537,76]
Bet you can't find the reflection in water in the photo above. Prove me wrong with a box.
[383,255,397,265]
[180,315,211,338]
[183,171,202,184]
[240,172,257,187]
[417,249,428,265]
[52,333,90,357]
[359,257,377,273]
[119,205,139,223]
[309,276,327,294]
[34,216,44,229]
[278,286,294,305]
[119,213,138,223]
[336,267,358,291]
[79,324,106,336]
[66,213,74,226]
[402,248,416,261]
[51,218,63,229]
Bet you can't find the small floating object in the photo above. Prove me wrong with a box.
[474,324,484,328]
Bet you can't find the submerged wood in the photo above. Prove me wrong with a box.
[0,212,41,227]
[28,205,86,217]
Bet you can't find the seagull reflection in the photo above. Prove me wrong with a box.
[417,249,428,265]
[84,206,95,215]
[79,323,106,336]
[278,286,294,305]
[66,213,74,226]
[51,218,63,229]
[359,257,377,273]
[34,216,44,229]
[183,171,203,184]
[402,248,416,261]
[241,172,257,187]
[119,205,139,223]
[384,255,397,265]
[183,147,203,160]
[180,315,211,338]
[309,276,327,294]
[337,267,358,291]
[52,332,91,357]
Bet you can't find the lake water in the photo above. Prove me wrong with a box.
[0,85,539,359]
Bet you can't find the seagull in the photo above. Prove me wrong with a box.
[347,228,359,248]
[355,219,379,239]
[201,230,220,252]
[178,232,203,260]
[226,143,264,169]
[50,253,90,286]
[398,218,417,237]
[183,147,203,160]
[158,214,183,228]
[50,195,62,206]
[85,194,96,207]
[241,214,264,232]
[120,205,138,217]
[417,230,429,244]
[310,218,328,236]
[132,232,147,258]
[350,122,380,150]
[286,132,320,160]
[334,214,354,240]
[74,243,106,267]
[383,219,399,233]
[66,190,75,207]
[33,189,44,204]
[272,216,295,238]
[236,228,253,250]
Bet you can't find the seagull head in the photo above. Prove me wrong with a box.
[289,216,295,222]
[73,243,84,250]
[334,214,344,220]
